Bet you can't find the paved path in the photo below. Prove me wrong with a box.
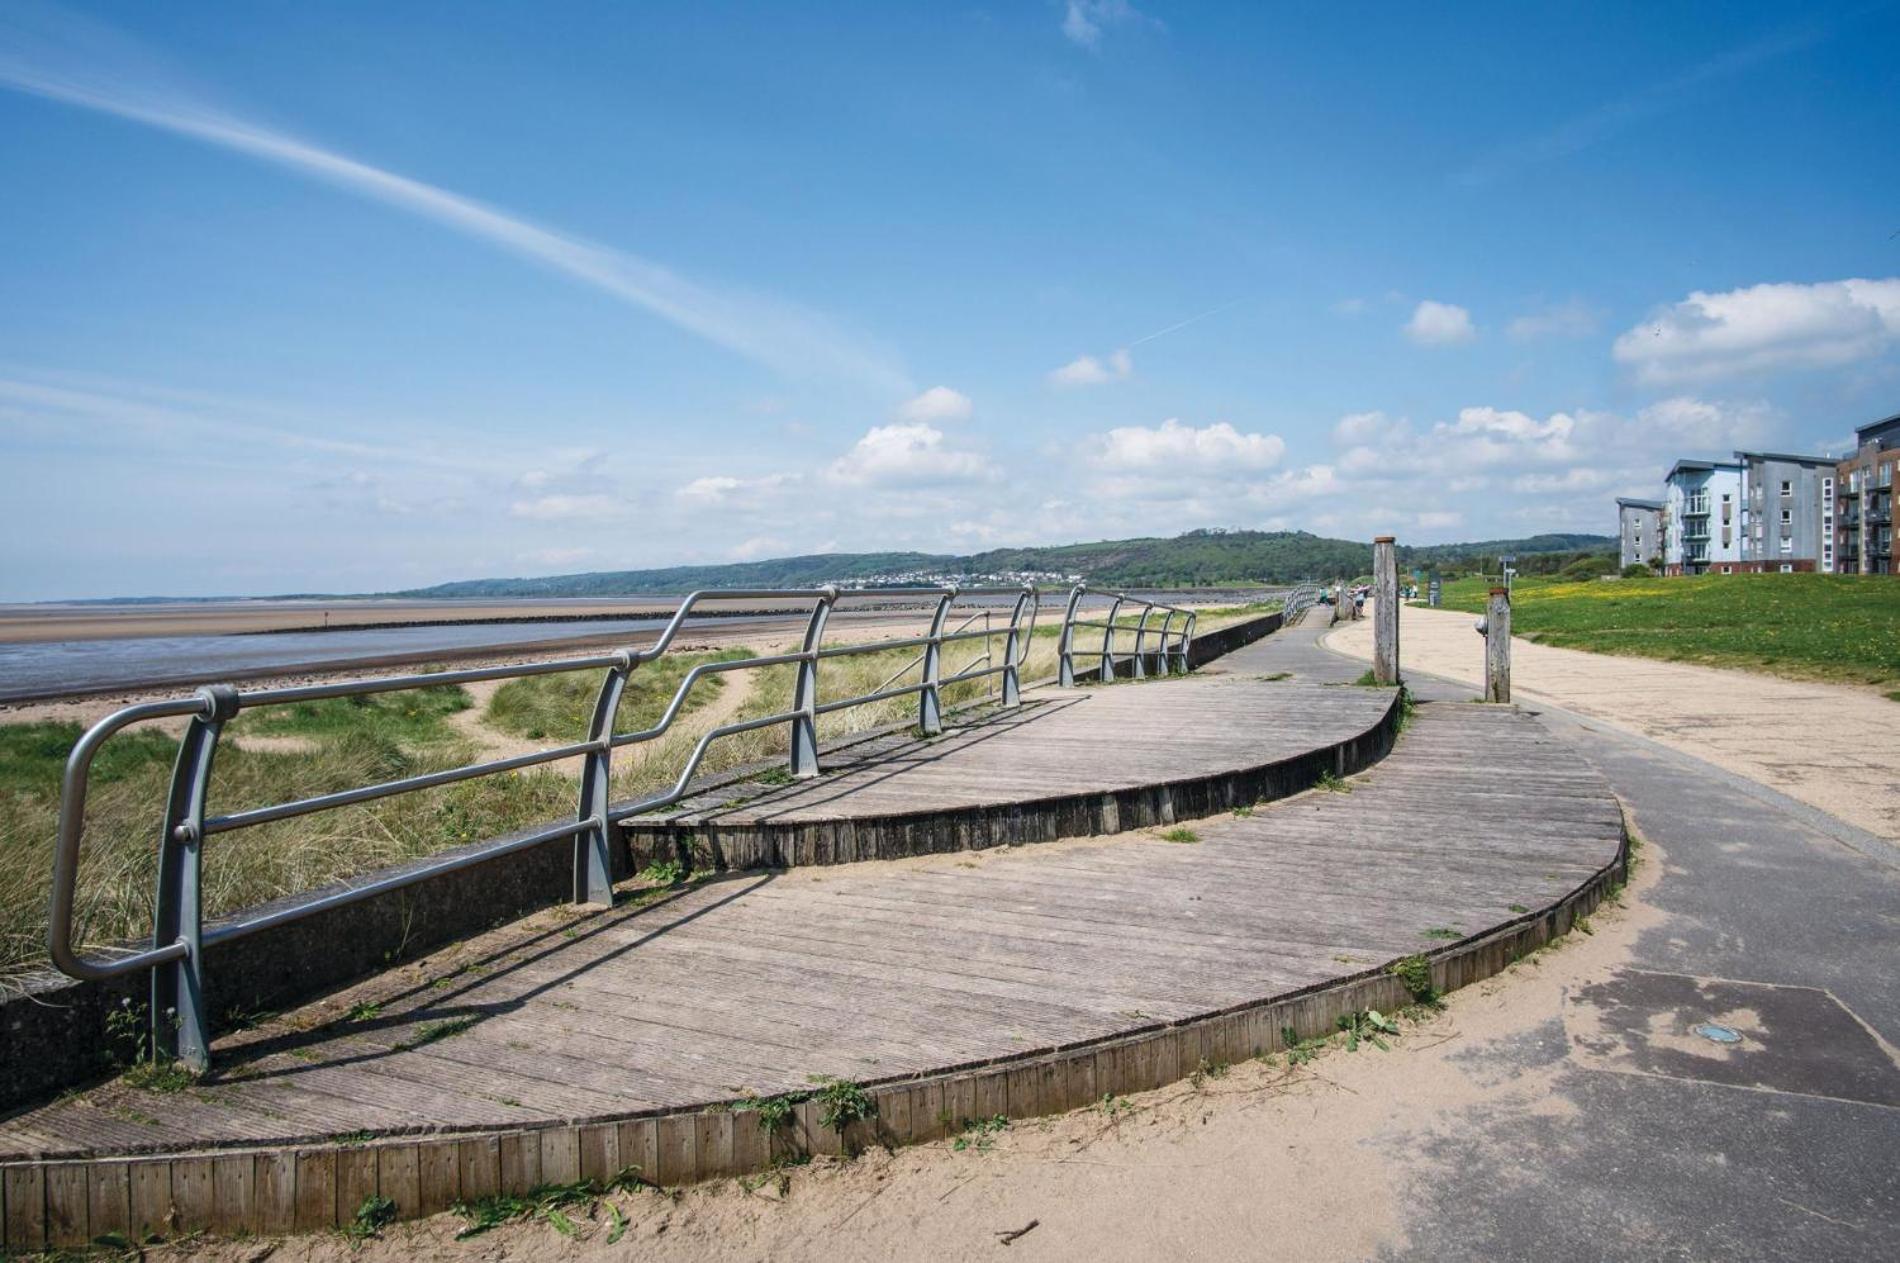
[1327,601,1900,840]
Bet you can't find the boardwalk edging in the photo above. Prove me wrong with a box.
[0,810,1630,1249]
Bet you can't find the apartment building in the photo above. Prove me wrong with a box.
[1662,459,1744,575]
[1615,497,1663,570]
[1733,450,1835,573]
[1835,412,1900,575]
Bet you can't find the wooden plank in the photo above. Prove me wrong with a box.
[656,1114,697,1183]
[459,1135,501,1202]
[4,1163,46,1252]
[44,1163,88,1247]
[415,1141,460,1215]
[617,1118,659,1187]
[256,1151,297,1235]
[86,1160,130,1242]
[292,1151,336,1232]
[498,1132,541,1196]
[693,1112,734,1180]
[576,1124,617,1186]
[377,1146,419,1221]
[210,1154,256,1237]
[537,1127,580,1187]
[127,1159,170,1242]
[170,1156,214,1234]
[334,1149,376,1231]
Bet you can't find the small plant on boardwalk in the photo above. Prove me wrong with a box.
[1352,668,1382,687]
[1278,1025,1328,1066]
[748,1090,803,1135]
[1188,1057,1230,1089]
[1158,826,1200,844]
[1395,685,1417,732]
[810,1075,876,1133]
[343,1193,397,1243]
[1388,954,1440,1007]
[952,1114,1009,1152]
[637,858,686,888]
[347,1000,383,1023]
[1337,1009,1399,1052]
[752,765,797,787]
[107,998,199,1093]
[1231,803,1254,818]
[1420,927,1463,941]
[452,1168,644,1240]
[1315,771,1351,794]
[398,1015,477,1050]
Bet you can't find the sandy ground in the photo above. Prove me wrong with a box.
[153,819,1664,1263]
[1326,602,1900,841]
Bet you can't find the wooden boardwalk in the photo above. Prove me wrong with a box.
[0,701,1622,1173]
[618,674,1398,868]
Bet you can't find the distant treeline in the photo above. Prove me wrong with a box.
[393,529,1615,598]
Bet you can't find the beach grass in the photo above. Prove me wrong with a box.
[1432,573,1900,688]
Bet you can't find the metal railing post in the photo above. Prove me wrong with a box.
[1099,595,1125,681]
[791,589,835,776]
[1175,611,1196,674]
[1002,587,1031,707]
[1131,606,1155,680]
[152,683,238,1072]
[919,588,955,735]
[1058,584,1085,687]
[1155,610,1176,676]
[574,651,632,906]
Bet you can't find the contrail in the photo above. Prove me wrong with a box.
[1127,298,1244,347]
[0,3,912,394]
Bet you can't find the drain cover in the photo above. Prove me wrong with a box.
[1693,1023,1743,1045]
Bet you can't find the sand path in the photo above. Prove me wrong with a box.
[1325,601,1900,840]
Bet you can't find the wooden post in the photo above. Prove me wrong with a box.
[1485,586,1511,703]
[1372,536,1399,685]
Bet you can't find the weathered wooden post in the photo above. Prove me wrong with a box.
[1372,535,1399,685]
[1485,585,1511,702]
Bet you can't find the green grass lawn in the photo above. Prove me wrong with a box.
[1431,573,1900,689]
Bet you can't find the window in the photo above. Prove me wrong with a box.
[1780,480,1792,496]
[1779,536,1793,555]
[1779,564,1794,573]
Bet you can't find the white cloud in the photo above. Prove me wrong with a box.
[1507,298,1602,341]
[1331,410,1395,444]
[1613,278,1900,383]
[0,7,910,392]
[508,493,623,521]
[1404,300,1477,345]
[675,472,798,506]
[1061,1,1155,48]
[826,422,993,487]
[895,385,973,423]
[1049,348,1133,386]
[1089,418,1286,473]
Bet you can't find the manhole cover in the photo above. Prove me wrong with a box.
[1693,1023,1742,1045]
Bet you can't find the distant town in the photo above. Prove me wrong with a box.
[1616,410,1898,576]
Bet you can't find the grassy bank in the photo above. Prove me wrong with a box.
[0,603,1274,981]
[1432,574,1900,690]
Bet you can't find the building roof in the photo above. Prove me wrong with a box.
[1664,458,1742,481]
[1855,411,1900,450]
[1615,497,1664,510]
[1732,449,1835,466]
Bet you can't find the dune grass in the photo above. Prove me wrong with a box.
[1432,573,1900,689]
[486,648,749,742]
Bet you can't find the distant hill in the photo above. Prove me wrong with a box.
[395,530,1613,598]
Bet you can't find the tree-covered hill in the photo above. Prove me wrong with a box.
[395,529,1612,597]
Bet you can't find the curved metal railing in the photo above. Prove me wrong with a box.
[47,584,1039,1069]
[1056,586,1198,686]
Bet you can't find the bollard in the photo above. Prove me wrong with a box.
[1485,586,1511,702]
[1372,536,1400,685]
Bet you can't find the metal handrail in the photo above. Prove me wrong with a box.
[47,583,1041,1070]
[1056,586,1197,686]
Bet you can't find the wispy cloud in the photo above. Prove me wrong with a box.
[0,3,911,393]
[1060,1,1159,50]
[1455,17,1843,187]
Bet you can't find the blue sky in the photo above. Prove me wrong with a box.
[2,0,1897,599]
